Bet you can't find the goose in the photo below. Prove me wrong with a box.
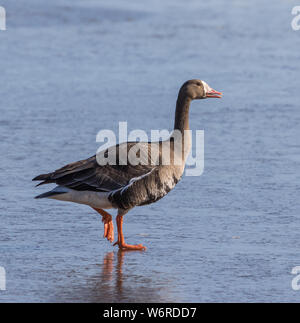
[33,80,222,251]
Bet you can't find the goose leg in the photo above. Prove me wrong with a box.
[92,207,114,243]
[113,214,146,251]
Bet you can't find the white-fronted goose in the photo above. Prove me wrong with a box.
[33,80,222,250]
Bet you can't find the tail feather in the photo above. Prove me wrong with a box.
[32,173,52,181]
[35,191,64,199]
[35,186,70,199]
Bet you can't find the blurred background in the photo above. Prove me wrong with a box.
[0,0,300,302]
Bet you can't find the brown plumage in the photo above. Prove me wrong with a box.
[33,80,222,250]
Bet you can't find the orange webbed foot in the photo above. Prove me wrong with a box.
[103,216,114,243]
[113,240,146,251]
[93,207,114,243]
[113,213,146,251]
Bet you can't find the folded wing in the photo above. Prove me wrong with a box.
[32,142,159,192]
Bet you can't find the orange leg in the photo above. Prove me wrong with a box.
[113,214,146,251]
[92,208,114,243]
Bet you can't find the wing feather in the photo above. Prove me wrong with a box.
[33,142,160,192]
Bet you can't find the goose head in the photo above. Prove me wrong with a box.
[179,79,222,100]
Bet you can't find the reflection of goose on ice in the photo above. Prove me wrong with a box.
[101,251,126,296]
[97,250,174,302]
[33,80,222,250]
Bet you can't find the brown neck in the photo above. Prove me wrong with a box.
[174,93,191,132]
